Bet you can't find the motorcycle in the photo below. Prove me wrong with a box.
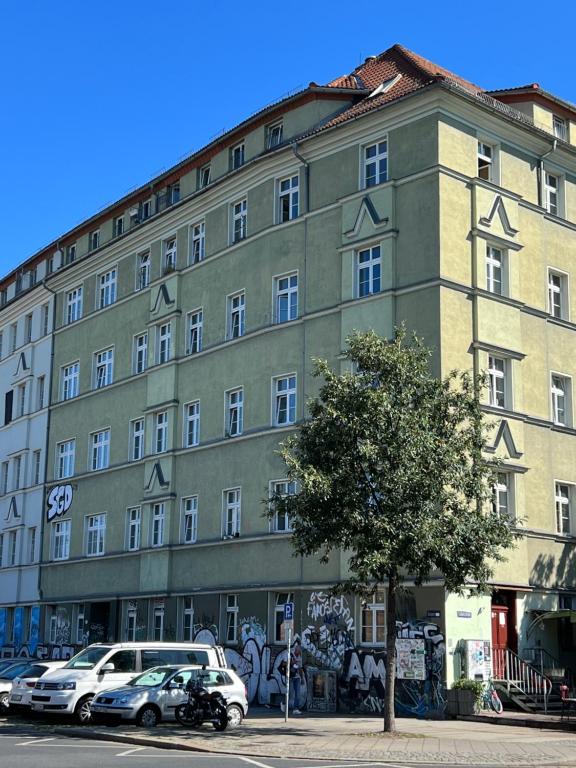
[175,677,229,731]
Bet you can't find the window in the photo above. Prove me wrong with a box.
[52,519,71,560]
[488,355,507,409]
[10,323,17,353]
[232,199,247,243]
[273,375,296,426]
[62,362,79,400]
[154,411,168,453]
[48,614,57,642]
[544,172,559,215]
[477,141,493,181]
[91,429,110,471]
[486,245,505,295]
[25,313,32,343]
[274,273,298,323]
[182,496,198,543]
[16,383,26,418]
[227,292,245,339]
[266,122,283,149]
[153,606,164,641]
[231,142,245,170]
[99,268,117,308]
[157,322,171,364]
[142,199,152,220]
[190,222,205,264]
[86,513,106,556]
[223,488,241,537]
[151,503,165,547]
[357,245,381,297]
[8,531,17,566]
[27,527,37,563]
[114,216,124,237]
[89,230,100,251]
[94,347,114,388]
[164,237,177,272]
[1,463,8,495]
[130,418,145,461]
[225,388,243,436]
[76,605,85,644]
[186,309,203,354]
[57,439,75,479]
[184,401,200,447]
[553,116,567,141]
[133,332,148,374]
[37,375,45,409]
[183,597,194,640]
[552,374,572,426]
[41,304,50,336]
[65,243,76,264]
[278,175,299,223]
[274,592,294,642]
[226,594,239,642]
[492,473,513,518]
[270,480,295,532]
[32,450,41,486]
[199,164,211,188]
[126,507,141,551]
[363,140,388,187]
[126,606,137,641]
[13,455,22,490]
[548,269,568,319]
[556,482,572,534]
[137,252,150,290]
[361,588,385,644]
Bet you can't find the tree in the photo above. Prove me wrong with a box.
[272,329,519,732]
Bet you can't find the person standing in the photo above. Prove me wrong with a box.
[280,640,305,714]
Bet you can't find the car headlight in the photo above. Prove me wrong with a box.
[57,682,76,690]
[118,696,130,705]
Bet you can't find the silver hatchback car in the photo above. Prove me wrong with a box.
[90,665,248,727]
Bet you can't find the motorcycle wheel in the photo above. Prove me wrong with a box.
[175,704,197,726]
[213,707,228,731]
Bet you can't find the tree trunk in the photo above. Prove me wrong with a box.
[384,570,398,732]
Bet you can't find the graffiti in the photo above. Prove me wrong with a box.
[36,644,79,660]
[303,592,355,671]
[240,616,266,649]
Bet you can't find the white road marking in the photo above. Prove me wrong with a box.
[116,746,148,756]
[238,757,276,768]
[15,737,56,746]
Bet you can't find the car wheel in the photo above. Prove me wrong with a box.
[74,695,93,725]
[226,703,243,728]
[136,705,160,728]
[0,692,9,714]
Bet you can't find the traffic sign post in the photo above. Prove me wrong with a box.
[283,602,294,722]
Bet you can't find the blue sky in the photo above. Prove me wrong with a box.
[1,0,575,279]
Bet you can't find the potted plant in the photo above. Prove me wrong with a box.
[447,678,484,716]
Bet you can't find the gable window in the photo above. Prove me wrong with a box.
[164,237,177,272]
[227,292,245,339]
[114,216,124,237]
[275,273,298,323]
[273,374,296,426]
[190,222,205,264]
[62,361,79,400]
[137,251,150,290]
[99,268,117,308]
[486,245,505,295]
[231,142,245,170]
[65,243,76,264]
[266,122,283,149]
[553,116,567,141]
[199,164,211,189]
[94,347,114,389]
[556,482,572,534]
[492,473,512,518]
[544,172,559,215]
[91,429,110,471]
[168,182,180,205]
[154,411,168,453]
[86,513,106,556]
[548,269,568,319]
[66,286,83,324]
[184,401,200,447]
[223,488,241,537]
[52,519,71,561]
[182,496,198,543]
[361,588,386,644]
[130,418,145,461]
[89,230,100,251]
[133,332,148,374]
[274,592,294,642]
[225,388,243,437]
[142,199,152,220]
[157,322,172,364]
[151,502,165,547]
[186,309,203,354]
[270,480,295,533]
[363,139,387,188]
[356,245,381,297]
[232,199,247,243]
[278,175,299,222]
[57,439,75,479]
[477,141,493,181]
[552,374,572,426]
[226,594,239,642]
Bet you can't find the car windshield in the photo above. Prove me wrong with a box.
[64,646,113,670]
[19,664,48,678]
[1,662,33,680]
[128,667,179,687]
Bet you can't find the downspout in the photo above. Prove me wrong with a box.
[537,139,558,208]
[291,142,309,214]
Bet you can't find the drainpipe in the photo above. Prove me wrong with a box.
[291,142,309,214]
[537,139,558,208]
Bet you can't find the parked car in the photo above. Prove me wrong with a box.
[90,665,248,728]
[8,661,67,713]
[0,661,44,712]
[31,642,227,723]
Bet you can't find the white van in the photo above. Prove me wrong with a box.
[30,642,226,723]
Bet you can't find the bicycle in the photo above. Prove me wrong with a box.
[481,679,503,713]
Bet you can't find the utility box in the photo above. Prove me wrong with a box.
[463,639,491,681]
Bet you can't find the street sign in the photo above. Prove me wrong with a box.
[284,602,294,621]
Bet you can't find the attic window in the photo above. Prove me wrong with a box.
[369,74,402,99]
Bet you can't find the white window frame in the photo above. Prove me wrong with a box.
[130,418,145,461]
[94,347,114,389]
[133,332,148,374]
[8,530,17,566]
[555,481,573,534]
[86,513,106,557]
[126,606,137,641]
[551,373,572,426]
[184,401,200,447]
[52,519,71,561]
[225,594,239,643]
[231,142,245,170]
[553,116,568,141]
[199,164,211,188]
[190,221,205,265]
[182,496,198,543]
[114,216,124,237]
[126,507,141,551]
[153,605,165,641]
[142,199,153,220]
[37,375,45,410]
[227,291,245,339]
[361,588,386,645]
[544,171,561,216]
[41,304,49,335]
[25,313,32,343]
[486,244,506,295]
[477,141,494,182]
[183,597,194,640]
[492,472,513,519]
[99,268,117,308]
[225,388,243,437]
[270,480,295,533]
[362,139,388,188]
[356,244,381,297]
[32,450,41,486]
[62,361,79,400]
[548,268,569,320]
[13,455,22,490]
[488,355,508,409]
[56,439,75,480]
[163,236,177,272]
[266,122,283,149]
[16,382,27,418]
[151,502,165,547]
[232,198,247,243]
[157,322,172,364]
[223,488,241,537]
[273,374,296,426]
[278,175,299,223]
[186,309,203,354]
[66,286,83,324]
[274,273,298,323]
[137,251,150,290]
[154,411,168,454]
[90,429,110,471]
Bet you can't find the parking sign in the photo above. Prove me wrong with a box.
[284,602,294,621]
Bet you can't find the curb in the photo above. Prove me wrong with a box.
[458,714,576,731]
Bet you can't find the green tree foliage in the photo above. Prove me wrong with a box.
[272,329,519,731]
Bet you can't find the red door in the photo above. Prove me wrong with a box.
[491,606,508,678]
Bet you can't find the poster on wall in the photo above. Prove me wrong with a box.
[395,638,426,680]
[464,639,490,681]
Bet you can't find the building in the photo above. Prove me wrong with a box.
[1,44,576,713]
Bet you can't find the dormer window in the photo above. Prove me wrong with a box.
[553,116,567,141]
[199,164,211,189]
[266,122,283,149]
[89,230,100,251]
[231,142,245,170]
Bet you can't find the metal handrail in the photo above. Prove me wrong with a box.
[493,647,552,714]
[522,647,576,690]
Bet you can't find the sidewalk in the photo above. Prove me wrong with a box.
[50,708,576,766]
